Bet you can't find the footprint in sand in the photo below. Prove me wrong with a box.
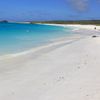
[57,76,65,82]
[77,66,80,69]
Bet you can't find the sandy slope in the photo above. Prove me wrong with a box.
[0,32,100,100]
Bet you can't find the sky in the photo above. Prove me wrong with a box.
[0,0,100,21]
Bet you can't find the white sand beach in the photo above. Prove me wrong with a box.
[0,25,100,100]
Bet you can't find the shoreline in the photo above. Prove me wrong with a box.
[0,24,100,99]
[0,24,99,60]
[38,23,100,30]
[0,33,82,60]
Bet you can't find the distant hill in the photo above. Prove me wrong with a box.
[30,20,100,25]
[0,20,8,23]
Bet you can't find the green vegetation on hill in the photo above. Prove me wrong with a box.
[30,20,100,25]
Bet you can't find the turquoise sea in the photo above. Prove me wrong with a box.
[0,23,73,55]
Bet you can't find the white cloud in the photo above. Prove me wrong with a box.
[67,0,89,12]
[96,0,100,3]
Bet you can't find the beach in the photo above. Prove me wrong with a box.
[0,24,100,100]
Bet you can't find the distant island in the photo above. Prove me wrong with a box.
[30,20,100,25]
[0,20,8,23]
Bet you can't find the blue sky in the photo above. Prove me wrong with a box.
[0,0,100,21]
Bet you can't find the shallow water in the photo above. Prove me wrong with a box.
[0,23,73,55]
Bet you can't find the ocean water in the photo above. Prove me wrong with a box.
[0,23,73,55]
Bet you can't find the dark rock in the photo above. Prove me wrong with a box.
[94,27,96,30]
[92,35,97,38]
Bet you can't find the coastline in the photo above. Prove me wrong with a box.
[0,24,99,60]
[0,24,100,100]
[0,33,82,60]
[39,23,100,30]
